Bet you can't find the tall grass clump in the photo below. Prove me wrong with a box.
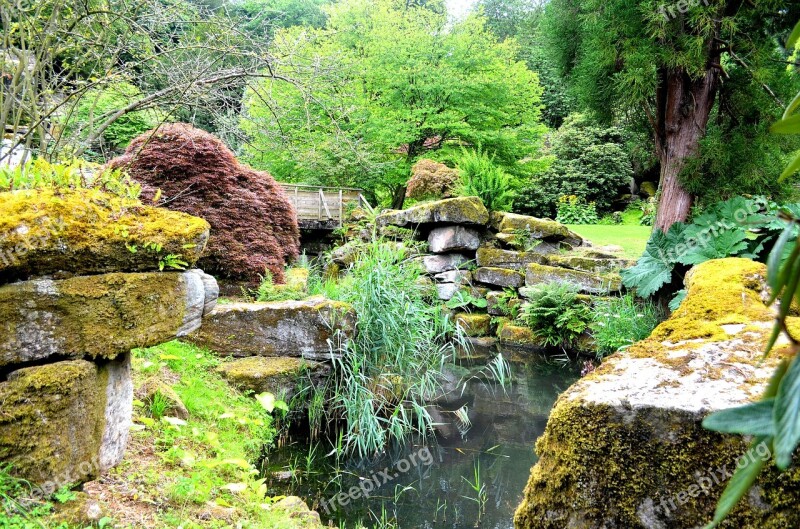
[590,294,663,359]
[456,148,515,212]
[320,240,468,457]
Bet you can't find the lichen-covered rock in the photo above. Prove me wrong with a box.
[476,247,547,270]
[428,225,481,253]
[0,188,209,283]
[0,355,132,485]
[188,296,356,360]
[137,378,189,420]
[455,313,492,337]
[473,267,524,288]
[497,323,547,351]
[494,233,570,254]
[546,253,633,273]
[271,496,324,528]
[525,263,621,294]
[492,212,582,244]
[514,258,800,529]
[376,196,489,228]
[422,253,470,274]
[0,270,218,367]
[216,356,327,398]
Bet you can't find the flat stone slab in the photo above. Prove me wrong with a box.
[0,269,218,367]
[515,258,800,529]
[525,263,621,294]
[473,266,524,288]
[377,196,489,228]
[0,355,132,486]
[216,356,327,398]
[188,296,356,359]
[491,212,581,244]
[428,225,481,253]
[422,253,470,274]
[546,253,633,273]
[476,247,547,270]
[0,188,209,283]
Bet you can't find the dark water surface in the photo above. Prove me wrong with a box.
[264,352,580,529]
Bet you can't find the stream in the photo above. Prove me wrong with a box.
[263,349,581,529]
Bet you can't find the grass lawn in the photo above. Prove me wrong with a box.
[566,224,652,259]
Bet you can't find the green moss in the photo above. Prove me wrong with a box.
[497,324,545,348]
[455,312,492,337]
[376,196,490,227]
[216,356,318,395]
[0,188,209,282]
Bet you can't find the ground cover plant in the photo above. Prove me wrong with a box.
[590,294,663,359]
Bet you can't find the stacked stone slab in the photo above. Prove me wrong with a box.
[377,197,632,355]
[0,189,217,486]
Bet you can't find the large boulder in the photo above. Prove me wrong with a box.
[0,269,218,366]
[515,258,800,529]
[0,189,209,284]
[188,297,356,360]
[0,355,132,485]
[376,196,489,228]
[524,263,621,294]
[491,212,582,244]
[428,226,481,253]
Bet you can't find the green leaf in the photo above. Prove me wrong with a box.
[773,355,800,469]
[788,20,800,50]
[620,255,673,297]
[702,399,775,436]
[668,289,687,311]
[784,91,800,120]
[771,114,800,135]
[703,439,768,529]
[780,152,800,181]
[675,229,748,265]
[767,225,795,291]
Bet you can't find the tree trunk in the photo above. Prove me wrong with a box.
[653,64,720,231]
[391,185,407,210]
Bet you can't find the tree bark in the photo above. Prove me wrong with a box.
[391,185,407,210]
[653,65,721,231]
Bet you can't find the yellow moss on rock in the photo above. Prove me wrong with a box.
[0,188,209,282]
[216,356,321,396]
[455,312,492,337]
[376,196,489,227]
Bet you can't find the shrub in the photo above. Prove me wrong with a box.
[515,114,632,218]
[591,294,663,359]
[555,195,599,224]
[457,148,515,212]
[518,282,590,348]
[108,123,300,283]
[406,159,459,201]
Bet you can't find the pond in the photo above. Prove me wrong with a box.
[262,350,581,529]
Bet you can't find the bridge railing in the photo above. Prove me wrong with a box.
[280,183,372,228]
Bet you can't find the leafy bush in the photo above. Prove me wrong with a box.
[621,196,797,304]
[519,282,590,348]
[316,240,467,456]
[406,159,459,201]
[638,197,656,226]
[515,114,632,218]
[0,157,141,198]
[109,123,300,283]
[457,148,515,212]
[555,194,599,224]
[591,294,663,358]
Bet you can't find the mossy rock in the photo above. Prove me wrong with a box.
[525,263,621,295]
[0,188,209,283]
[376,196,489,228]
[476,247,547,270]
[492,212,582,244]
[137,378,189,420]
[216,356,326,399]
[0,270,217,366]
[455,312,492,337]
[514,258,800,529]
[546,253,634,274]
[473,266,524,288]
[188,296,356,359]
[497,323,547,351]
[0,355,132,486]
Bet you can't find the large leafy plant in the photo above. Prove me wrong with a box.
[621,196,795,306]
[519,282,590,348]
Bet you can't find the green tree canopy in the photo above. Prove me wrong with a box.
[241,0,545,205]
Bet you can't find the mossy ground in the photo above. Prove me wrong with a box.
[1,341,311,528]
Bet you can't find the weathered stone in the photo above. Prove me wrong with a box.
[421,253,470,274]
[216,356,327,399]
[497,323,547,350]
[188,296,356,360]
[0,270,218,367]
[515,258,800,529]
[376,196,489,228]
[476,247,547,270]
[428,225,481,253]
[272,496,323,528]
[494,233,571,254]
[546,253,633,273]
[455,312,492,337]
[639,180,657,197]
[0,188,209,283]
[493,212,582,243]
[51,492,106,526]
[436,282,461,301]
[525,263,621,294]
[433,269,472,284]
[0,355,132,486]
[473,266,524,288]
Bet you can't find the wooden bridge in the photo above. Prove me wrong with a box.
[281,183,372,230]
